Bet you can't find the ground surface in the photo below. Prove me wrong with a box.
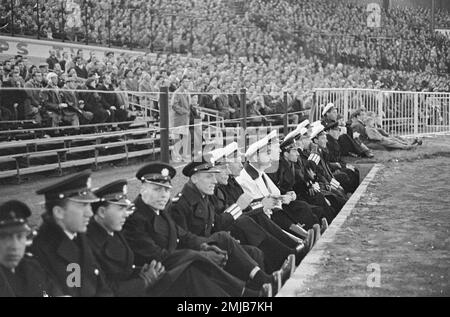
[285,137,450,296]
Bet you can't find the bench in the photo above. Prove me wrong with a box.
[0,137,159,182]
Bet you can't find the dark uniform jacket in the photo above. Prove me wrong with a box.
[30,220,113,297]
[0,256,63,297]
[170,181,233,238]
[86,220,147,297]
[123,195,207,265]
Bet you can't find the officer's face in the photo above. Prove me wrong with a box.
[317,134,328,149]
[285,148,299,162]
[141,183,171,211]
[100,204,129,232]
[192,172,217,195]
[228,161,243,177]
[0,230,27,269]
[58,201,94,234]
[215,165,231,185]
[329,128,340,140]
[327,108,338,121]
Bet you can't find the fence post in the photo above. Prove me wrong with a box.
[311,90,317,122]
[283,91,289,137]
[414,93,419,135]
[159,87,170,163]
[10,0,14,37]
[377,90,384,120]
[240,88,247,151]
[343,90,349,122]
[36,0,40,40]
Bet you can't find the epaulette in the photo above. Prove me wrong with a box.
[172,192,182,203]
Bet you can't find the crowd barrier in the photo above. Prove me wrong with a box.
[313,88,450,136]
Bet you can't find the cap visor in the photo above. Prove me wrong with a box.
[0,223,31,234]
[67,191,100,203]
[144,180,173,189]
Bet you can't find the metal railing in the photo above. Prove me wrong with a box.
[313,88,450,136]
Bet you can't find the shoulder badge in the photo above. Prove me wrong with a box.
[172,193,182,203]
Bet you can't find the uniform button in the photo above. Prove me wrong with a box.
[176,239,180,244]
[132,265,136,269]
[94,269,99,276]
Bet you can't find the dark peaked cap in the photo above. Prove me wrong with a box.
[136,162,176,189]
[94,179,130,207]
[36,170,99,203]
[0,200,31,232]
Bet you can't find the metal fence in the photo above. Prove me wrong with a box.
[314,88,450,136]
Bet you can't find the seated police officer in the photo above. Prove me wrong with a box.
[123,163,272,296]
[0,200,62,297]
[31,170,113,297]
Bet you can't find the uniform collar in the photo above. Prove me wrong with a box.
[244,162,261,180]
[64,230,77,241]
[182,181,206,205]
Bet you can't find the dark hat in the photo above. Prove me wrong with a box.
[324,121,339,132]
[105,51,114,57]
[0,200,31,233]
[182,158,221,177]
[280,137,299,152]
[136,162,176,189]
[94,180,131,207]
[36,170,99,203]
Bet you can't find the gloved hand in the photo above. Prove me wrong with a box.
[139,260,165,288]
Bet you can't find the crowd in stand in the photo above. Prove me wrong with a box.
[1,0,449,129]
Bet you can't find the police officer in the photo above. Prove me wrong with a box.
[0,200,62,297]
[123,163,272,296]
[324,122,360,194]
[168,161,287,291]
[31,170,113,297]
[308,123,348,211]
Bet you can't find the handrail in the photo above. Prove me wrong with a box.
[0,119,155,135]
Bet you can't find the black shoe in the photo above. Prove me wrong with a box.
[305,229,315,250]
[313,224,322,245]
[321,218,329,234]
[417,139,423,146]
[295,242,309,263]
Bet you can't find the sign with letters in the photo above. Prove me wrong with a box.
[0,35,149,61]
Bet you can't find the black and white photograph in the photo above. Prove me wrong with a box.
[0,0,449,301]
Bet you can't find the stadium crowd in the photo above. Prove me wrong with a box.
[1,0,449,96]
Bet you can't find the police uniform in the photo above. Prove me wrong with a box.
[307,125,348,213]
[31,170,113,297]
[168,161,275,283]
[0,201,62,297]
[324,122,360,193]
[123,163,269,297]
[89,179,252,297]
[270,133,337,225]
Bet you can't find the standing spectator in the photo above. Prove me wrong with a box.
[170,76,192,162]
[46,50,60,71]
